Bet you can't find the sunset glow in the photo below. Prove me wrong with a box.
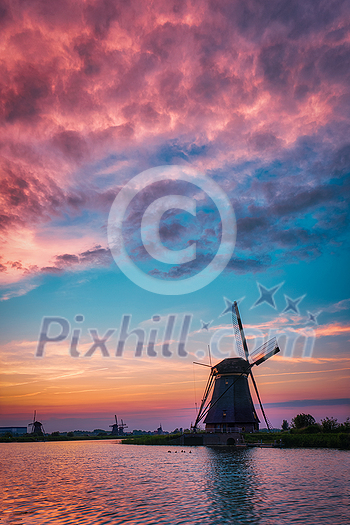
[1,0,349,433]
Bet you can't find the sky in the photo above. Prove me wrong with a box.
[0,0,349,433]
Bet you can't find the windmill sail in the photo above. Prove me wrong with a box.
[232,303,279,430]
[249,337,280,366]
[231,304,247,359]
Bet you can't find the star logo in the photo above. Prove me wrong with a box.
[219,296,244,317]
[200,320,212,331]
[282,294,306,315]
[307,310,322,324]
[252,282,284,309]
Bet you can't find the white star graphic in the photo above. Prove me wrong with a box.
[252,282,284,309]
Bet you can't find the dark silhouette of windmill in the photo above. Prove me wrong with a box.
[193,302,280,433]
[28,411,45,435]
[109,415,128,436]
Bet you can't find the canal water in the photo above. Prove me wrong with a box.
[0,441,349,524]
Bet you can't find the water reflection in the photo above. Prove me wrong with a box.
[203,449,261,524]
[0,442,349,525]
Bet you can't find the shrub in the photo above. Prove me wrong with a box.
[281,420,289,431]
[321,417,338,432]
[302,424,321,434]
[291,413,316,429]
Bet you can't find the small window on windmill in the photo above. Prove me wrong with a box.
[223,411,227,418]
[225,379,229,385]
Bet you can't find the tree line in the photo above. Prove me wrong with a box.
[281,414,350,433]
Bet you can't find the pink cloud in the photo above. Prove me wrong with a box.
[0,0,349,287]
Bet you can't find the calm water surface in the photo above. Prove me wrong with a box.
[0,441,349,524]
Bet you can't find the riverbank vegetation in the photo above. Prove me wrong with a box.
[244,431,350,450]
[121,434,181,445]
[2,415,349,449]
[0,433,121,443]
[281,432,349,449]
[246,415,350,449]
[279,414,350,450]
[0,432,181,444]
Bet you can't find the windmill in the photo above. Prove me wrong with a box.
[109,415,128,436]
[193,302,280,433]
[118,418,128,435]
[28,411,45,435]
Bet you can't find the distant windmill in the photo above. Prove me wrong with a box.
[109,415,128,436]
[193,302,280,433]
[28,411,45,435]
[110,415,119,435]
[119,419,128,435]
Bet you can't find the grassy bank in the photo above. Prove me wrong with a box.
[122,431,350,450]
[244,430,350,450]
[3,431,349,450]
[244,432,283,444]
[281,432,350,450]
[122,434,182,445]
[0,434,121,443]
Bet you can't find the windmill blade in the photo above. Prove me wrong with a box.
[33,410,36,424]
[232,302,249,360]
[193,361,212,368]
[249,338,280,366]
[249,370,271,430]
[231,303,278,430]
[207,345,212,367]
[248,339,280,430]
[193,369,215,430]
[115,415,117,424]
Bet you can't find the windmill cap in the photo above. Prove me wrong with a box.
[213,357,250,374]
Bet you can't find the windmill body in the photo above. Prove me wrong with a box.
[110,423,119,435]
[110,415,119,435]
[28,411,44,435]
[31,421,44,435]
[204,358,259,433]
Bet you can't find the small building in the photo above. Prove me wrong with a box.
[0,427,27,436]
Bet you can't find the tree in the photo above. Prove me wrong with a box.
[281,420,289,431]
[321,417,338,432]
[291,413,316,429]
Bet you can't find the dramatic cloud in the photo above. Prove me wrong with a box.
[0,0,349,287]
